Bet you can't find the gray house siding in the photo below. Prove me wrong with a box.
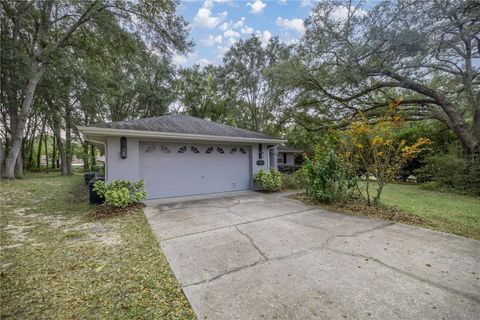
[105,137,276,199]
[106,136,140,182]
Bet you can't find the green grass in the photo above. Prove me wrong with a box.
[373,183,480,239]
[0,173,194,319]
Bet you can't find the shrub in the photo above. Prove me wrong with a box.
[301,146,355,203]
[253,168,283,191]
[93,179,147,208]
[415,145,480,196]
[281,172,304,190]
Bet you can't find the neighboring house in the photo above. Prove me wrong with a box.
[71,156,105,167]
[277,146,303,167]
[78,115,286,199]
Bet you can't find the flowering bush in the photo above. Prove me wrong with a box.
[93,179,147,208]
[340,99,430,205]
[253,168,283,191]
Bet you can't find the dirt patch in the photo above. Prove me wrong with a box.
[88,203,144,220]
[63,223,122,246]
[3,224,35,243]
[41,215,80,228]
[290,193,424,225]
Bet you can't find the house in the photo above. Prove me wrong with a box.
[78,115,286,199]
[277,146,303,167]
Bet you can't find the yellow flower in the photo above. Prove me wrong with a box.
[372,136,384,146]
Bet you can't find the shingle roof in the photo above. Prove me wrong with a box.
[277,145,303,153]
[90,115,281,140]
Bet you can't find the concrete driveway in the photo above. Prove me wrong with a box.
[144,192,480,320]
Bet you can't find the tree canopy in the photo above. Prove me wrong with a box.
[277,0,479,154]
[1,0,478,181]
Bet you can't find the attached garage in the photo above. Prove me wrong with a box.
[78,115,286,200]
[139,142,251,198]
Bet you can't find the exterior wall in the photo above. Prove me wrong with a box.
[105,138,276,192]
[106,136,140,182]
[251,143,269,175]
[278,152,295,166]
[286,153,295,165]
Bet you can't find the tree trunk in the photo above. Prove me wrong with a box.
[90,145,96,170]
[15,150,24,177]
[82,142,90,171]
[44,132,49,173]
[51,134,56,169]
[65,103,73,175]
[2,59,45,178]
[52,128,68,176]
[27,116,39,170]
[37,121,46,169]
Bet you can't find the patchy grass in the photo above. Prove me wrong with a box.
[293,183,480,240]
[0,173,194,319]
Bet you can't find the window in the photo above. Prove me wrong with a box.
[217,147,225,154]
[178,146,187,153]
[160,145,170,153]
[230,147,237,154]
[191,146,200,154]
[239,147,247,154]
[205,146,214,154]
[144,145,156,153]
[277,154,283,163]
[283,153,287,164]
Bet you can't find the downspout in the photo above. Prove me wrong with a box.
[267,146,279,170]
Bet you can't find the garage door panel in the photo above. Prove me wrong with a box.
[139,142,250,199]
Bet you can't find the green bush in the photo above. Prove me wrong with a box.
[301,146,355,203]
[281,172,303,190]
[93,179,147,208]
[253,168,283,191]
[415,145,480,196]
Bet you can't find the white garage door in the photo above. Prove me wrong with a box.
[139,142,251,199]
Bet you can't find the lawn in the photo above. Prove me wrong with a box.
[377,183,480,240]
[0,173,194,319]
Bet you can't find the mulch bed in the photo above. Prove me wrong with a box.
[290,193,424,225]
[88,202,145,220]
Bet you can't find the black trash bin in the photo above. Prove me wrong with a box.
[84,172,96,185]
[88,178,105,204]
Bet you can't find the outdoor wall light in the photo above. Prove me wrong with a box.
[120,136,127,159]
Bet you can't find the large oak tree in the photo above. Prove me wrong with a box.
[284,0,479,155]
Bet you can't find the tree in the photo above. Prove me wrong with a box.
[175,65,230,121]
[340,100,430,205]
[1,0,191,178]
[284,0,479,155]
[223,36,292,133]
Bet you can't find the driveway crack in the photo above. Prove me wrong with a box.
[319,221,395,250]
[235,225,268,261]
[327,247,480,304]
[161,207,318,241]
[183,258,265,289]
